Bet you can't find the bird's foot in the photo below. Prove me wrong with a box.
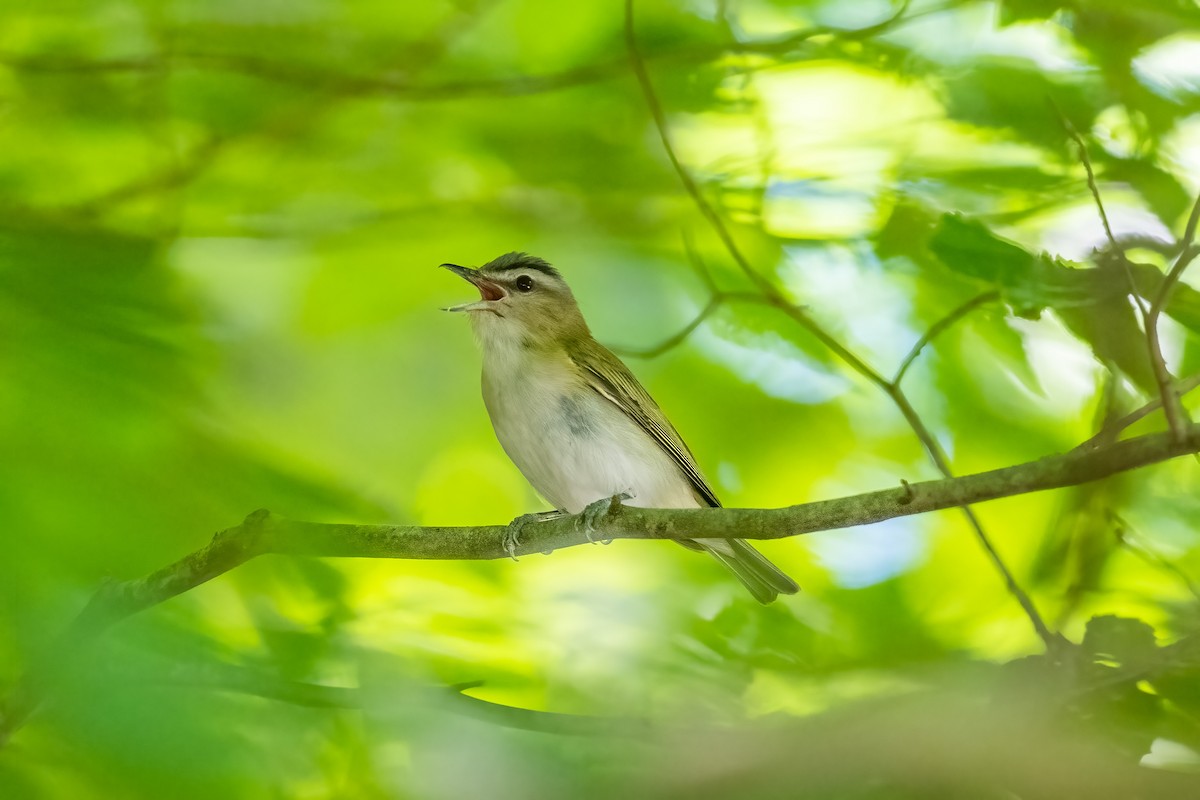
[504,510,566,561]
[578,493,631,543]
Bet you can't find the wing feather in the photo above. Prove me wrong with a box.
[568,339,721,508]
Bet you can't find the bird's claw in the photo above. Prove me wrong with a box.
[504,510,566,561]
[503,524,522,562]
[578,492,631,543]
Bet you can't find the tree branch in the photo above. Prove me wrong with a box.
[624,0,1053,646]
[0,4,940,102]
[1055,109,1188,442]
[1145,192,1200,442]
[1078,371,1200,450]
[1114,517,1200,602]
[3,423,1199,746]
[610,295,724,358]
[893,291,1001,385]
[117,661,651,737]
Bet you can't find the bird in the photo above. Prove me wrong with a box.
[442,252,799,603]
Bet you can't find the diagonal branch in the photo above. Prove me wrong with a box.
[113,661,651,737]
[610,290,769,358]
[3,422,1199,747]
[64,135,225,218]
[610,295,724,358]
[1055,110,1187,442]
[624,0,1053,647]
[893,291,1001,384]
[1145,192,1200,442]
[0,3,942,102]
[1078,371,1200,450]
[1114,517,1200,603]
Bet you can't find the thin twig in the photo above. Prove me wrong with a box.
[609,227,771,358]
[1052,107,1140,311]
[1055,107,1186,444]
[1114,518,1200,603]
[1060,120,1130,287]
[64,136,225,218]
[623,0,775,299]
[1078,372,1200,450]
[682,229,719,293]
[1145,192,1200,442]
[625,0,1054,648]
[610,296,724,358]
[15,3,495,227]
[0,4,939,100]
[610,290,773,358]
[118,661,652,737]
[893,291,1001,385]
[884,387,1059,647]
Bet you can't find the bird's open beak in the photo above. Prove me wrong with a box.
[440,263,507,312]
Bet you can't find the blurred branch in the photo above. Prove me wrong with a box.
[1114,517,1200,602]
[893,291,1001,384]
[1078,371,1200,450]
[1099,234,1188,259]
[131,662,651,737]
[1145,192,1200,443]
[4,4,494,227]
[5,423,1200,746]
[0,4,943,101]
[609,289,770,358]
[611,236,768,358]
[1057,113,1130,280]
[623,0,777,301]
[64,135,225,219]
[1056,108,1188,441]
[0,50,626,96]
[611,296,724,358]
[625,0,1054,648]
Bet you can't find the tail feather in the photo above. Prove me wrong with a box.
[698,538,800,604]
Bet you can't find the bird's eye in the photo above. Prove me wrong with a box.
[515,274,535,292]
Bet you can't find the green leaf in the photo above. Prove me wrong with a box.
[998,0,1068,26]
[930,215,1163,393]
[929,213,1080,315]
[1057,291,1159,395]
[940,60,1100,148]
[979,313,1044,396]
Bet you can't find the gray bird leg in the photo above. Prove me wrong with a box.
[577,492,631,543]
[504,509,567,561]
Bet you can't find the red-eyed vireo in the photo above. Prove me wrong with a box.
[442,252,799,603]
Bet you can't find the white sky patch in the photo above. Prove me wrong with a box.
[808,517,927,588]
[1007,315,1101,416]
[781,244,918,370]
[1161,114,1200,196]
[815,0,902,30]
[1092,105,1141,160]
[885,3,1083,70]
[1034,202,1174,262]
[764,181,879,239]
[1134,36,1200,101]
[751,62,939,184]
[693,323,850,405]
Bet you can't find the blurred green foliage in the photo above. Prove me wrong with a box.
[2,0,1200,796]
